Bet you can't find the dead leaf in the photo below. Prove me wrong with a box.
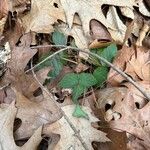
[56,23,89,59]
[120,7,134,19]
[107,6,127,44]
[0,101,42,150]
[7,33,37,73]
[22,0,66,33]
[60,0,135,36]
[43,105,110,150]
[125,47,150,81]
[11,88,63,140]
[89,20,112,49]
[75,62,89,73]
[139,0,150,17]
[107,46,135,86]
[0,0,8,35]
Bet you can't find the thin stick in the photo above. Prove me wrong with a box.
[31,60,90,150]
[29,45,150,100]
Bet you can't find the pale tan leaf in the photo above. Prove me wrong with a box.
[120,7,134,19]
[60,0,135,36]
[22,0,66,33]
[44,105,110,150]
[0,101,42,150]
[139,1,150,17]
[107,6,127,44]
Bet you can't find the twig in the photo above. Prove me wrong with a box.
[31,60,90,150]
[30,45,150,101]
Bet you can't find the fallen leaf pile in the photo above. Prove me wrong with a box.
[0,0,150,149]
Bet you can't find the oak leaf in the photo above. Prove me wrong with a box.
[60,0,136,36]
[22,0,66,33]
[0,101,42,150]
[44,105,110,150]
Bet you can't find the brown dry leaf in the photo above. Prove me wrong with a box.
[21,0,66,33]
[75,62,89,73]
[89,20,112,49]
[60,0,135,36]
[125,47,150,81]
[43,105,110,150]
[0,0,9,35]
[106,6,127,44]
[0,101,42,150]
[7,33,37,73]
[97,81,150,149]
[107,46,135,86]
[10,88,63,140]
[96,87,128,121]
[10,67,51,99]
[110,93,150,149]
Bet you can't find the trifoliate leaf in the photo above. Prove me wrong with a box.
[100,44,117,66]
[79,73,97,87]
[72,85,85,102]
[73,105,89,119]
[52,31,67,45]
[93,66,108,86]
[59,73,79,88]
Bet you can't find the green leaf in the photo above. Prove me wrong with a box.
[73,105,89,119]
[52,31,67,45]
[100,44,117,66]
[93,66,108,86]
[72,85,85,102]
[48,56,63,78]
[59,73,79,88]
[79,73,97,88]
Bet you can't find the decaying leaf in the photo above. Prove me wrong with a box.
[21,0,66,33]
[0,101,42,150]
[43,105,110,150]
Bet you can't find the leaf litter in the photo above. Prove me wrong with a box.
[0,0,150,149]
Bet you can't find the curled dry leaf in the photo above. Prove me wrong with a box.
[43,105,110,150]
[0,101,42,150]
[21,0,66,33]
[89,20,112,49]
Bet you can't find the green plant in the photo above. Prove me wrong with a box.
[59,73,97,118]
